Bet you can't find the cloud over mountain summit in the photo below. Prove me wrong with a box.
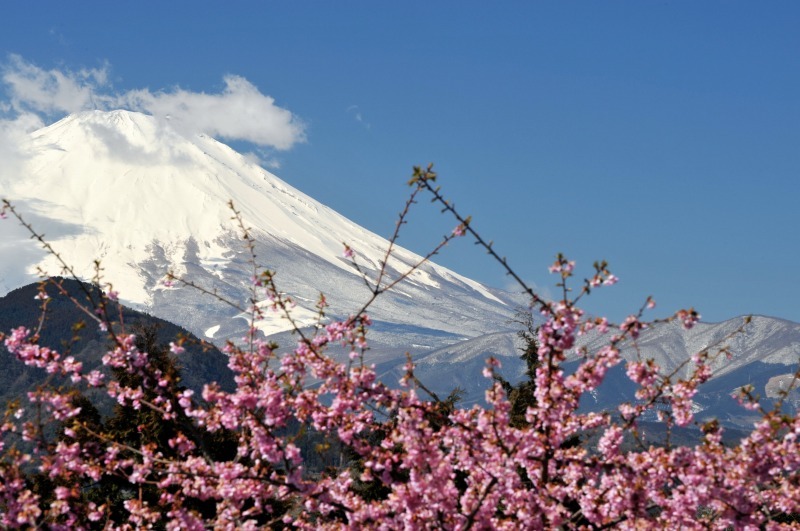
[0,54,306,151]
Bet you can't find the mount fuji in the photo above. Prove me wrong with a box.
[0,110,520,377]
[2,110,799,419]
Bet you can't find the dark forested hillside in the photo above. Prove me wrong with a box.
[0,278,234,413]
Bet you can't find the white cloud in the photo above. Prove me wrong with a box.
[347,104,371,130]
[242,150,282,170]
[0,55,305,151]
[0,112,45,185]
[2,54,108,115]
[0,111,44,138]
[119,75,305,150]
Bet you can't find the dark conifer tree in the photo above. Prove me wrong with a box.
[494,308,541,428]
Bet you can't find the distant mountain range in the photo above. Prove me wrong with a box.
[405,315,800,428]
[1,110,798,427]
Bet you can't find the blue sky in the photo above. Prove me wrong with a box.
[1,2,799,324]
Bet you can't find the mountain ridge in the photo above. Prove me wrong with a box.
[0,277,235,414]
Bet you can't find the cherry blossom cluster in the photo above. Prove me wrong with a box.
[1,177,799,529]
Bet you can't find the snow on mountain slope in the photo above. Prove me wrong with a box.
[0,110,518,352]
[574,315,800,378]
[410,315,800,421]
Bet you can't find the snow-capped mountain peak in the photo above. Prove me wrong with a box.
[1,110,516,344]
